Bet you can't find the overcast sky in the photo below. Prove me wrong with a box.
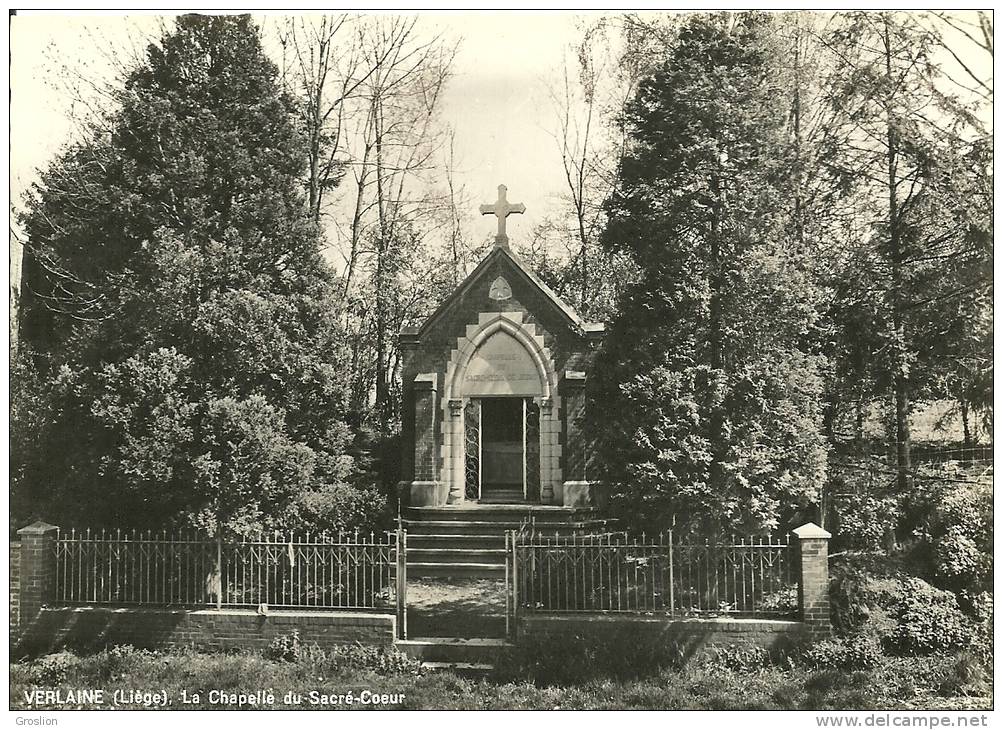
[10,11,992,264]
[9,11,618,251]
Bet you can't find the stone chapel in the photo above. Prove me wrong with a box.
[399,185,605,509]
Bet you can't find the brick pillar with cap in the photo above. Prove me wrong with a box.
[792,522,832,636]
[16,520,59,635]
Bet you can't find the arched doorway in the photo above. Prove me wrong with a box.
[442,315,559,504]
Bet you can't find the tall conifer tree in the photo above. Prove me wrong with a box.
[588,14,827,535]
[15,15,381,534]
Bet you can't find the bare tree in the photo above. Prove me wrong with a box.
[542,16,646,319]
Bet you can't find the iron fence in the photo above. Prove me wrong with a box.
[54,528,403,613]
[508,531,796,620]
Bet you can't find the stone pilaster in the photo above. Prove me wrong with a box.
[409,373,446,507]
[17,521,59,635]
[792,522,832,636]
[560,371,590,507]
[413,373,437,482]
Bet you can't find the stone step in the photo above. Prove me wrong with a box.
[420,661,494,678]
[405,506,601,523]
[404,519,610,535]
[398,637,511,664]
[406,562,505,579]
[408,548,506,564]
[406,534,506,549]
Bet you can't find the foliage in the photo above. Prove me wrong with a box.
[829,567,876,635]
[13,15,379,534]
[799,636,881,671]
[814,12,992,488]
[828,554,985,660]
[264,631,304,663]
[11,645,990,710]
[587,13,827,534]
[884,578,975,656]
[22,651,77,686]
[831,491,901,551]
[699,644,774,673]
[926,481,993,593]
[498,627,683,686]
[317,643,424,676]
[263,630,421,674]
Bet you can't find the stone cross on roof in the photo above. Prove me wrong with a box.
[479,184,525,248]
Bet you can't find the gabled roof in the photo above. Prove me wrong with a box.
[410,245,595,340]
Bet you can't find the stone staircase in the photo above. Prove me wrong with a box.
[397,637,511,678]
[403,504,612,580]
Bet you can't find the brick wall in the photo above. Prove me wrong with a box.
[520,614,812,660]
[17,607,396,657]
[10,539,21,643]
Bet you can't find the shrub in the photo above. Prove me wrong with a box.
[295,482,389,534]
[933,526,992,592]
[829,570,872,634]
[700,644,774,672]
[264,634,421,676]
[800,636,881,671]
[936,652,992,698]
[319,643,423,676]
[25,651,77,685]
[905,478,991,594]
[264,630,303,662]
[500,627,683,686]
[78,645,157,682]
[884,578,974,655]
[962,592,993,667]
[832,492,900,551]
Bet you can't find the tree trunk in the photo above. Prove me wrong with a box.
[707,171,726,489]
[373,93,389,433]
[960,397,973,452]
[884,16,912,497]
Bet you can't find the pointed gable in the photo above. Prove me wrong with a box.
[413,246,590,339]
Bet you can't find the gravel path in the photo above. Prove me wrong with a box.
[405,578,507,638]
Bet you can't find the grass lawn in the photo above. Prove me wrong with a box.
[9,646,992,711]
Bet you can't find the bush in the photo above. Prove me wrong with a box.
[800,636,881,671]
[24,651,77,685]
[295,482,389,534]
[884,578,974,655]
[78,645,158,682]
[936,652,992,698]
[700,644,774,672]
[264,631,303,662]
[499,627,683,686]
[904,478,992,594]
[264,633,421,676]
[933,526,992,593]
[832,492,900,551]
[829,569,873,634]
[319,643,423,676]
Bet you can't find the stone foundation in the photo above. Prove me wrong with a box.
[407,480,448,507]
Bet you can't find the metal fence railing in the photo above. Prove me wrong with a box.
[507,531,797,621]
[53,528,404,617]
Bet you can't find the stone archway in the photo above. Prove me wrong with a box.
[440,312,561,504]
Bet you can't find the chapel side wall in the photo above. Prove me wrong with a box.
[399,343,417,487]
